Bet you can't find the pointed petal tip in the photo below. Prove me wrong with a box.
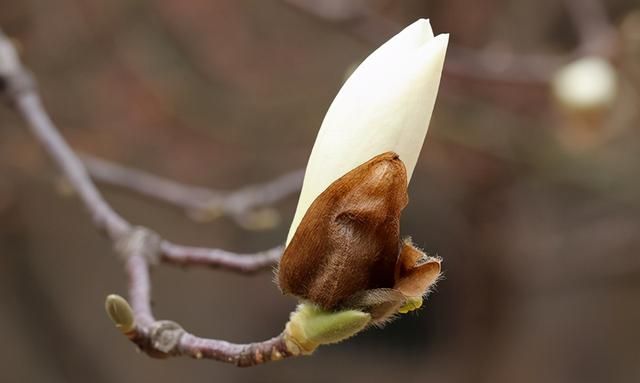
[409,20,450,48]
[409,18,434,39]
[432,33,450,49]
[412,18,431,28]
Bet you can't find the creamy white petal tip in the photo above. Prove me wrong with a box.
[287,19,449,244]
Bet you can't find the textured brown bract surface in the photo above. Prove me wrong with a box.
[278,152,409,310]
[395,241,441,297]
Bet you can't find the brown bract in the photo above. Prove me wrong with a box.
[278,152,441,320]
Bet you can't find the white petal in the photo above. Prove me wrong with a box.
[287,19,448,244]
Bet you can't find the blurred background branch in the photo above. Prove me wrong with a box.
[82,153,303,230]
[285,0,617,87]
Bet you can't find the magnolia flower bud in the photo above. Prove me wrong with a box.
[278,19,447,343]
[287,18,448,244]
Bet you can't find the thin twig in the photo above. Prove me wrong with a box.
[160,242,283,273]
[283,2,565,85]
[284,0,617,87]
[562,0,616,55]
[12,89,282,273]
[117,229,293,366]
[82,153,303,227]
[13,82,131,240]
[0,29,295,366]
[444,47,565,85]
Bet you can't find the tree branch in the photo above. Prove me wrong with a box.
[116,228,294,366]
[0,29,296,366]
[81,153,303,228]
[160,242,283,273]
[12,77,132,240]
[284,0,617,87]
[562,0,616,55]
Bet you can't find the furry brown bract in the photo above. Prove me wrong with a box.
[278,152,441,322]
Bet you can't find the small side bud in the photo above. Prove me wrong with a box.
[284,303,371,355]
[186,205,223,223]
[54,176,75,197]
[236,207,281,231]
[398,296,423,314]
[105,294,135,334]
[552,56,618,114]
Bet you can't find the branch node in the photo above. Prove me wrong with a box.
[150,320,185,354]
[115,226,162,265]
[0,33,34,97]
[0,67,36,104]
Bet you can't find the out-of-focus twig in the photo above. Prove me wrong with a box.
[0,29,296,366]
[284,0,617,88]
[562,0,616,55]
[82,154,303,228]
[444,47,564,85]
[283,1,563,86]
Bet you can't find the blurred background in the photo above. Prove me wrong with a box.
[1,0,640,382]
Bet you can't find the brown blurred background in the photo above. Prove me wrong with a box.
[1,0,640,382]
